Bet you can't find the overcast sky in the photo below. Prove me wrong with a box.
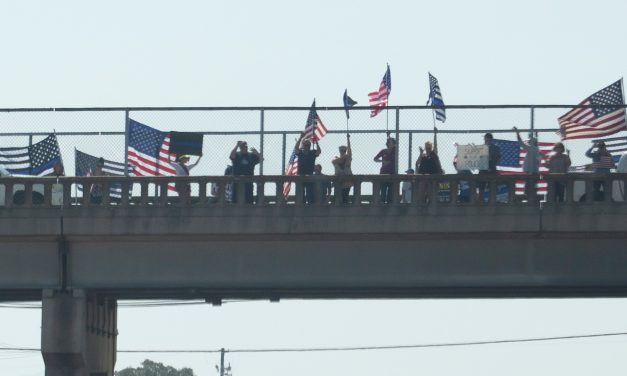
[1,1,627,375]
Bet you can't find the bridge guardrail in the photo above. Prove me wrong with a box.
[1,173,626,209]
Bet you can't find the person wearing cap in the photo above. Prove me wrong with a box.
[586,140,614,201]
[171,154,202,201]
[513,127,542,200]
[400,168,414,204]
[332,134,353,204]
[230,141,262,204]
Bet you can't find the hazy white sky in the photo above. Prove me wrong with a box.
[1,0,627,375]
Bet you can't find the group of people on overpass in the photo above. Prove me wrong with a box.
[191,127,625,205]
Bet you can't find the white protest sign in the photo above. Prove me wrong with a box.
[456,144,489,171]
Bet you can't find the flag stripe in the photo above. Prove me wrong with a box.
[369,65,391,118]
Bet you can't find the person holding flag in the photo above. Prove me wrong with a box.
[513,126,542,200]
[293,131,321,204]
[332,133,353,204]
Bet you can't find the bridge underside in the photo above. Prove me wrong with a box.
[2,204,627,301]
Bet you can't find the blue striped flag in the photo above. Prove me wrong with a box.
[0,134,61,176]
[75,149,133,199]
[428,73,446,122]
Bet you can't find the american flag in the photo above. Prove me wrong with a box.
[368,64,391,117]
[558,79,626,140]
[75,149,132,199]
[428,73,446,122]
[282,149,299,197]
[304,100,328,142]
[493,139,556,195]
[127,119,176,177]
[0,134,61,176]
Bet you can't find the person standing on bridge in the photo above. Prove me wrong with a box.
[171,154,202,202]
[547,142,571,202]
[415,141,443,175]
[513,126,542,200]
[89,157,105,205]
[294,132,321,204]
[478,132,501,200]
[374,136,397,204]
[230,141,262,204]
[585,140,614,201]
[332,133,353,204]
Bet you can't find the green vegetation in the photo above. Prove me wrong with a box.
[115,359,195,376]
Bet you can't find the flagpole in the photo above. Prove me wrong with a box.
[431,109,438,154]
[74,147,78,205]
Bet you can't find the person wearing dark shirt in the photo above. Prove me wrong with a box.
[415,141,443,175]
[481,133,501,173]
[478,132,501,198]
[314,164,332,203]
[230,141,262,203]
[373,137,397,203]
[294,132,321,204]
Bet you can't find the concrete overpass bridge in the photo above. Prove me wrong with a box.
[1,173,627,375]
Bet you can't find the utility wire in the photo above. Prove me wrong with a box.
[0,300,251,309]
[3,331,627,354]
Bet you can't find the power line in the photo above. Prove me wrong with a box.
[3,331,627,354]
[0,299,251,309]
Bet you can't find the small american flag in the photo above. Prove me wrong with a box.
[428,73,446,122]
[282,149,299,197]
[368,64,391,117]
[127,119,176,177]
[493,139,556,195]
[304,100,328,142]
[0,134,61,176]
[558,79,626,140]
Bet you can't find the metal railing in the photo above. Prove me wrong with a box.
[2,105,620,179]
[1,173,626,209]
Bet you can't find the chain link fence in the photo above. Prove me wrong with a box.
[0,106,608,179]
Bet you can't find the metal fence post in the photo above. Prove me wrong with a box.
[395,107,400,174]
[408,131,413,170]
[260,109,265,175]
[124,110,130,177]
[281,132,287,174]
[530,106,536,138]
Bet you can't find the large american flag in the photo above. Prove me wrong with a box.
[428,72,446,122]
[493,139,556,194]
[304,100,328,142]
[368,64,391,117]
[558,79,626,140]
[75,149,132,199]
[127,119,176,177]
[0,134,61,176]
[282,149,298,198]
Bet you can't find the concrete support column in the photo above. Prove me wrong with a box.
[41,289,117,376]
